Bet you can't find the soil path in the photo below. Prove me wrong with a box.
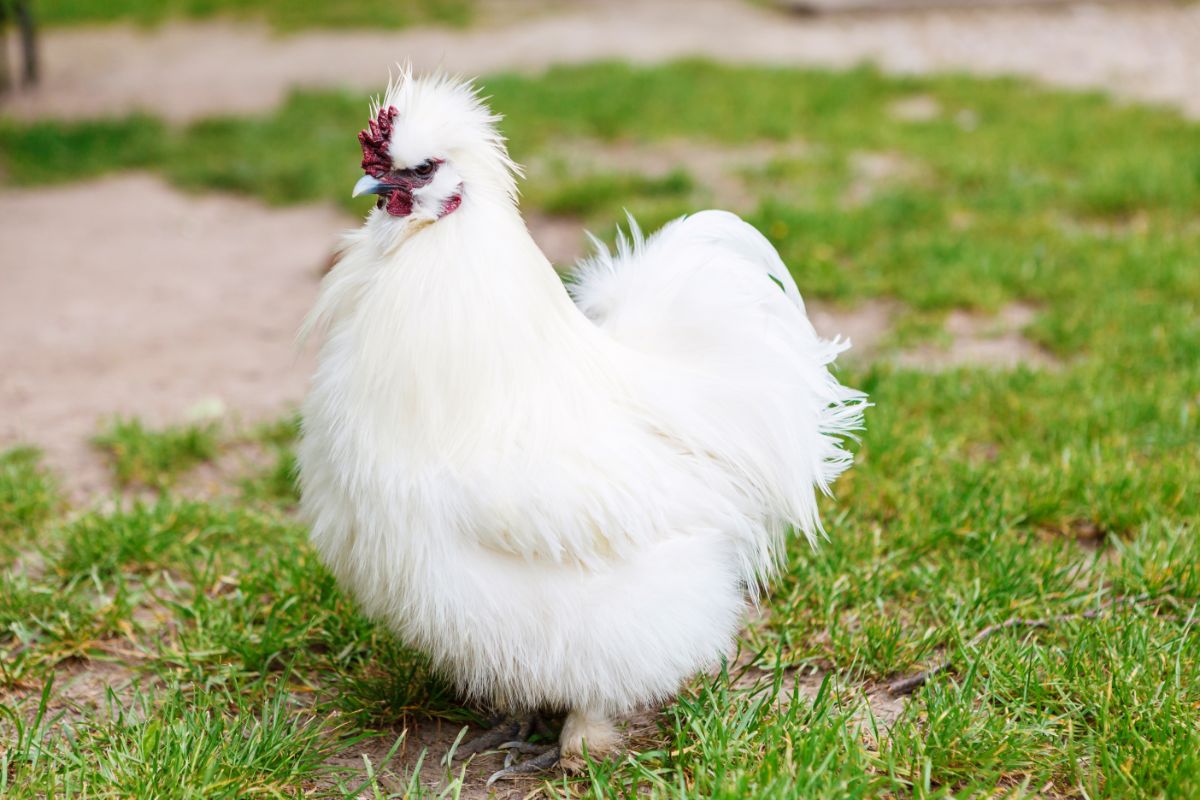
[0,175,345,497]
[2,0,1197,123]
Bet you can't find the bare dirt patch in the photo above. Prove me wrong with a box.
[889,93,943,122]
[0,175,348,501]
[1,655,146,736]
[809,298,900,360]
[741,608,909,731]
[169,436,280,499]
[806,298,1058,371]
[52,657,142,718]
[843,150,924,207]
[2,0,1198,123]
[318,718,521,800]
[526,210,590,268]
[893,301,1059,370]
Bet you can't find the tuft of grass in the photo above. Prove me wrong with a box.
[238,413,302,508]
[248,413,301,450]
[92,417,220,490]
[239,447,300,507]
[56,497,251,578]
[1,676,341,798]
[0,447,60,542]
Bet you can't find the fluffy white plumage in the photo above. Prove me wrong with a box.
[298,67,866,761]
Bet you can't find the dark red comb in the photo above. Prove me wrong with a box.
[359,106,398,177]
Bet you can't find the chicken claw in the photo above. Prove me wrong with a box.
[499,740,553,768]
[486,744,561,786]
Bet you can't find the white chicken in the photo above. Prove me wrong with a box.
[298,68,865,780]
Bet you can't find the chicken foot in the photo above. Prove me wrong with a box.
[488,707,619,783]
[449,714,560,784]
[453,709,618,783]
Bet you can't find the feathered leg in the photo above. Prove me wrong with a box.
[559,707,619,769]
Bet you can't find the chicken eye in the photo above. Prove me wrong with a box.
[413,160,436,178]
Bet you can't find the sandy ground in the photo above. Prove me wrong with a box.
[0,175,630,495]
[2,0,1197,122]
[0,175,345,497]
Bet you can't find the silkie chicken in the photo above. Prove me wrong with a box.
[298,67,866,782]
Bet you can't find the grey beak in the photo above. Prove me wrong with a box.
[352,174,384,198]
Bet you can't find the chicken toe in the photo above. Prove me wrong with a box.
[449,717,527,761]
[486,744,560,785]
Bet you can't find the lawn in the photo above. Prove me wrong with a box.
[28,0,473,31]
[1,62,1198,798]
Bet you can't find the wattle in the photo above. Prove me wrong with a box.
[384,189,413,217]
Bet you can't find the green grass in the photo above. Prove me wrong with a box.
[31,0,473,32]
[0,448,60,543]
[0,465,469,794]
[2,62,1199,797]
[238,415,302,508]
[531,168,696,219]
[1,675,342,798]
[92,417,220,490]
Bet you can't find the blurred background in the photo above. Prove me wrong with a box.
[0,0,1196,499]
